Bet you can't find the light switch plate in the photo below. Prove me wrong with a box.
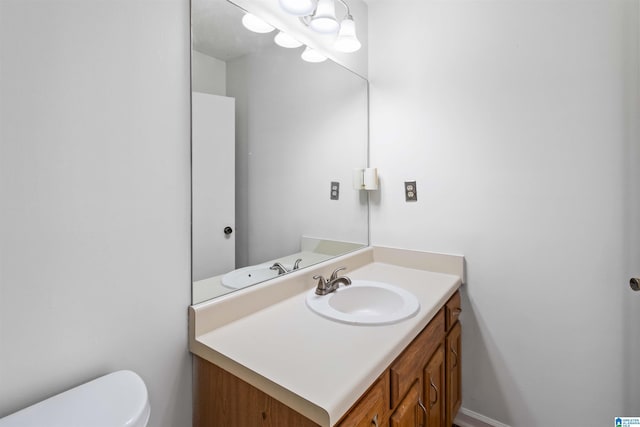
[330,181,340,200]
[405,181,417,202]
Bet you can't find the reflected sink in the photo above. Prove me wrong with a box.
[305,280,420,325]
[221,263,291,289]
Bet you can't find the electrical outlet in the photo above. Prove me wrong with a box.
[330,181,340,200]
[405,181,417,202]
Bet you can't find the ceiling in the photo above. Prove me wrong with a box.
[192,0,273,61]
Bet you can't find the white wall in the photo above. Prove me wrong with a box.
[227,44,369,268]
[369,0,638,425]
[0,1,192,426]
[192,50,227,96]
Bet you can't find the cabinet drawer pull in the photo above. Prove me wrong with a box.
[429,377,439,409]
[418,397,428,426]
[371,414,378,427]
[451,345,459,368]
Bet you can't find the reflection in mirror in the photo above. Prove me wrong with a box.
[191,0,369,304]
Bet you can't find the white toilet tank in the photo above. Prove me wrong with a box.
[0,370,150,427]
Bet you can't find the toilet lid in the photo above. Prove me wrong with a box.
[0,370,150,427]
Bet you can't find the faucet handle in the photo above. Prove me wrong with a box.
[313,275,327,285]
[313,275,330,295]
[293,258,303,270]
[330,267,347,281]
[270,262,288,275]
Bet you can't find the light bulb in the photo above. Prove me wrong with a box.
[334,16,361,53]
[274,31,303,48]
[301,46,327,63]
[279,0,315,16]
[241,13,275,34]
[310,0,339,34]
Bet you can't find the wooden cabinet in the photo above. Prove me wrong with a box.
[335,373,389,427]
[390,310,444,408]
[389,381,421,427]
[193,356,320,427]
[387,308,446,427]
[445,291,462,427]
[387,308,444,427]
[424,345,445,427]
[445,291,461,331]
[446,321,462,427]
[194,290,462,427]
[389,345,445,427]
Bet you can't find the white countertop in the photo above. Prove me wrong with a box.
[190,246,463,426]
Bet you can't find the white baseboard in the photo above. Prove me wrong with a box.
[454,408,512,427]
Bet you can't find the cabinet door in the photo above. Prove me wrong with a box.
[389,380,423,427]
[390,310,445,407]
[423,345,445,427]
[446,322,462,427]
[336,373,389,427]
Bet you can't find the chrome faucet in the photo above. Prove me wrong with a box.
[313,267,352,296]
[270,258,303,275]
[270,262,288,275]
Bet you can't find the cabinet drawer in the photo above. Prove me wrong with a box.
[389,309,445,408]
[445,291,461,331]
[336,372,389,427]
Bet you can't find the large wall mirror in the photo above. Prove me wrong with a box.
[191,0,369,304]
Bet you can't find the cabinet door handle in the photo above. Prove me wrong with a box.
[451,345,459,368]
[371,414,378,427]
[418,397,428,426]
[453,308,462,314]
[429,377,439,409]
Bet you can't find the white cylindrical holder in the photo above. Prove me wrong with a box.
[363,168,379,190]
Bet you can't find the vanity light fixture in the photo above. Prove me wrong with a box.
[279,0,315,17]
[242,13,275,33]
[274,31,303,48]
[301,46,328,63]
[280,0,362,53]
[334,14,361,53]
[240,0,360,65]
[309,0,340,33]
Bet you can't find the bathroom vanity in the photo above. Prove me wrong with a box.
[189,246,464,427]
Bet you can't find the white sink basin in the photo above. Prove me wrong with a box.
[221,263,290,289]
[305,280,420,325]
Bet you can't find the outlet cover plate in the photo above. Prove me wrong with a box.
[330,181,340,200]
[405,181,417,202]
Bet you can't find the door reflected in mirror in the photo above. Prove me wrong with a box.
[191,0,369,304]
